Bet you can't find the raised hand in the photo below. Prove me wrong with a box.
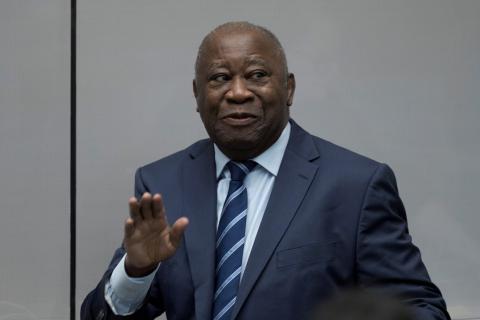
[123,192,189,277]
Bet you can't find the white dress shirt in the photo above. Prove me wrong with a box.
[105,123,291,315]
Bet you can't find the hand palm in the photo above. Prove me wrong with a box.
[123,193,189,277]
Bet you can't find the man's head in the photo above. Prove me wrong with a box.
[193,22,295,161]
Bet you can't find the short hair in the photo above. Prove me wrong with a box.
[194,21,289,80]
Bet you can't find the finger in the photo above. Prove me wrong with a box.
[124,217,135,238]
[140,192,153,220]
[152,193,165,219]
[152,194,169,231]
[169,217,189,249]
[129,197,141,222]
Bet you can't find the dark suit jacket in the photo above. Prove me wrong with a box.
[81,120,449,320]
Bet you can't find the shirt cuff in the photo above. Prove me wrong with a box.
[104,253,159,316]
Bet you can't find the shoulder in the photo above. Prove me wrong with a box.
[290,120,384,176]
[288,120,398,197]
[314,135,381,170]
[314,134,395,188]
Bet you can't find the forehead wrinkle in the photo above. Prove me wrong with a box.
[203,55,270,75]
[244,56,269,68]
[206,61,228,71]
[195,22,289,79]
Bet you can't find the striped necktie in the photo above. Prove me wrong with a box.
[213,160,257,320]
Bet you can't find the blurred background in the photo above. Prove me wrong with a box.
[0,1,479,319]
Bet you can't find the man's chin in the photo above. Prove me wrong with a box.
[217,138,257,150]
[215,138,263,160]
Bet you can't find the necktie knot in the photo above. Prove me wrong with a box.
[227,160,257,182]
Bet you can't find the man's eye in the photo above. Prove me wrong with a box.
[209,74,230,82]
[250,71,267,80]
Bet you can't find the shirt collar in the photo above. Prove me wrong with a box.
[214,122,291,179]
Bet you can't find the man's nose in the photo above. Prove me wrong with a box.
[225,77,254,103]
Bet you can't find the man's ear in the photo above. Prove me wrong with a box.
[192,79,199,112]
[286,73,296,107]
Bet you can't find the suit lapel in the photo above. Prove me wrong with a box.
[182,141,217,320]
[231,122,320,319]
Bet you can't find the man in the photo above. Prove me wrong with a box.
[81,22,450,320]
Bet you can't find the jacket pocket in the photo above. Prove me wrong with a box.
[276,241,336,269]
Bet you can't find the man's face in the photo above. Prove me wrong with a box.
[193,29,295,161]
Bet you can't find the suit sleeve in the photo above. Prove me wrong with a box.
[356,164,450,320]
[80,168,164,320]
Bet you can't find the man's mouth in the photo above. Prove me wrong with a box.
[221,113,257,126]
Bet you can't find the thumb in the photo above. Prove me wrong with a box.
[169,217,189,248]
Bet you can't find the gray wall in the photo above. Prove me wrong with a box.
[0,1,478,320]
[0,1,70,320]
